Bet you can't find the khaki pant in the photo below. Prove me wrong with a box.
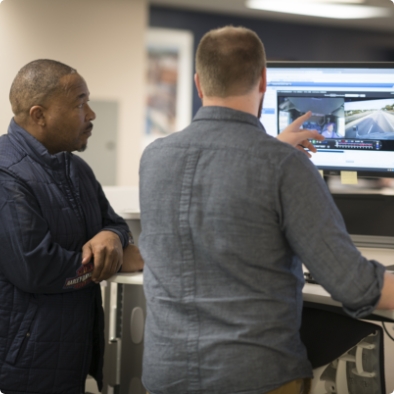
[146,379,312,394]
[266,378,311,394]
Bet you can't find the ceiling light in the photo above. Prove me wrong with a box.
[246,0,388,19]
[294,0,365,2]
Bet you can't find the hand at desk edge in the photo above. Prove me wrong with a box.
[376,271,394,310]
[121,244,144,273]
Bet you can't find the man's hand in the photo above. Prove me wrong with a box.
[376,272,394,310]
[276,111,325,158]
[82,230,123,282]
[121,244,144,272]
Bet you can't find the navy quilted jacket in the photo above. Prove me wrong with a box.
[0,120,130,394]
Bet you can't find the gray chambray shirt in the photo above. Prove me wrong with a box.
[139,106,385,394]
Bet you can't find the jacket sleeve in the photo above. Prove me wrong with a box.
[0,171,95,294]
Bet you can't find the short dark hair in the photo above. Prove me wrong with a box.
[9,59,77,119]
[195,26,266,97]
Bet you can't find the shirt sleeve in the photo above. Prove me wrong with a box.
[275,151,386,318]
[0,171,94,294]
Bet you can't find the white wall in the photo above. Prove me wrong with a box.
[0,0,147,186]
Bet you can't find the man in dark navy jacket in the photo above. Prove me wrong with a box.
[0,60,143,394]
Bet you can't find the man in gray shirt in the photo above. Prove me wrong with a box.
[139,26,394,394]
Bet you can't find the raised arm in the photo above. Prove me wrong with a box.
[277,111,325,158]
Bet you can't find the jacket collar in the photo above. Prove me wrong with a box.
[193,106,266,132]
[8,118,68,171]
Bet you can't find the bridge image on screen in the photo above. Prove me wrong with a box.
[345,98,394,140]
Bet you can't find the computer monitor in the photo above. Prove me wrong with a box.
[261,62,394,177]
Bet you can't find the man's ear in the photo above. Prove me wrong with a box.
[29,105,46,127]
[259,67,267,94]
[194,73,204,99]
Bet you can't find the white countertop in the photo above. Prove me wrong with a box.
[303,282,394,321]
[108,272,143,285]
[120,211,140,220]
[108,269,394,321]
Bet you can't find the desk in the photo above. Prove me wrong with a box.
[101,210,394,393]
[303,246,394,322]
[102,270,394,394]
[102,273,145,394]
[303,283,394,322]
[109,273,394,323]
[109,272,143,285]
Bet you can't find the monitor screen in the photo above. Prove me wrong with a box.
[261,62,394,176]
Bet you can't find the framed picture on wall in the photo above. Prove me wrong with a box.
[144,28,194,150]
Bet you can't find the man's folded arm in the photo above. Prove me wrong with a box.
[82,177,144,276]
[0,173,93,294]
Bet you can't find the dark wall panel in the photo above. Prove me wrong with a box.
[150,5,394,117]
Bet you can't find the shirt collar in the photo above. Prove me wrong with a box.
[193,106,266,132]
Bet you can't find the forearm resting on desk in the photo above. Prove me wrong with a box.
[121,244,144,272]
[376,272,394,310]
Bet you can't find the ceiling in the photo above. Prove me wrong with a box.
[150,0,394,33]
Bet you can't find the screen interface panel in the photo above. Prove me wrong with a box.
[260,63,394,174]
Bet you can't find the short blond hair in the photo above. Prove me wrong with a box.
[195,26,266,98]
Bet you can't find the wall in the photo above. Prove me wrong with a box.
[0,0,147,186]
[150,5,394,117]
[2,2,393,186]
